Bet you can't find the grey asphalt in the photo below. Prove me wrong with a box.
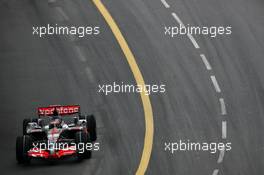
[0,0,264,175]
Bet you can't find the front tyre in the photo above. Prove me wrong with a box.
[75,131,92,160]
[86,115,97,142]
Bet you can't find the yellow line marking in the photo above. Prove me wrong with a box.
[92,0,154,174]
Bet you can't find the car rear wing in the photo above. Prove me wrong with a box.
[37,105,80,117]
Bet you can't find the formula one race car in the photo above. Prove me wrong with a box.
[16,105,97,164]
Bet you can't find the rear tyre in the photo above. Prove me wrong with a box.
[86,115,97,142]
[16,135,32,164]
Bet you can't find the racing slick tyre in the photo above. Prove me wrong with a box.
[23,118,38,135]
[86,115,97,142]
[83,133,92,159]
[75,131,92,160]
[16,135,32,164]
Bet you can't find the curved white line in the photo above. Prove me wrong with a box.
[161,0,170,8]
[219,98,227,115]
[211,76,221,93]
[217,149,225,163]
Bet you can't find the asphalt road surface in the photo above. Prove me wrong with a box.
[0,0,264,175]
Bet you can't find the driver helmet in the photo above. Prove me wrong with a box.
[50,109,62,128]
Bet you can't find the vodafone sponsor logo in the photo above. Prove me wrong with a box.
[38,105,80,116]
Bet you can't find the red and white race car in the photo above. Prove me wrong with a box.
[16,105,97,163]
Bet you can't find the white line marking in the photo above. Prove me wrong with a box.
[161,0,170,8]
[171,12,184,26]
[217,148,225,163]
[212,169,219,175]
[200,54,212,70]
[210,76,221,93]
[171,13,200,49]
[170,5,227,170]
[222,121,227,139]
[74,46,86,62]
[219,98,227,115]
[55,7,69,21]
[187,33,200,49]
[85,67,95,83]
